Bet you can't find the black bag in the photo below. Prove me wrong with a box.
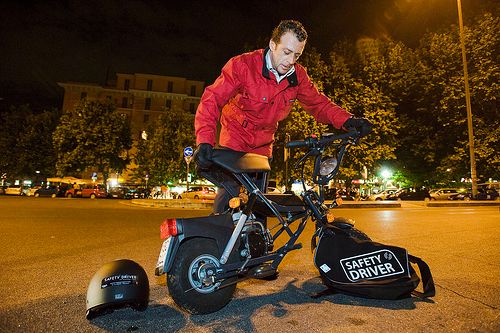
[313,225,435,300]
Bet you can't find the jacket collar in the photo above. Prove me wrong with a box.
[261,48,298,87]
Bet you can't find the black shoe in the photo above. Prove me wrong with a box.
[248,264,279,280]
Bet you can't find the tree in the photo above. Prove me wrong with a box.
[0,105,59,182]
[52,100,131,183]
[133,107,195,185]
[272,43,402,187]
[411,12,499,182]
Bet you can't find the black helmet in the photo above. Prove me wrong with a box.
[86,259,149,319]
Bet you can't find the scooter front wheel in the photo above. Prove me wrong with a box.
[167,238,236,314]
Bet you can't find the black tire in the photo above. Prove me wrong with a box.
[194,195,199,200]
[345,227,371,241]
[66,193,72,198]
[34,192,40,197]
[331,222,371,241]
[167,238,236,314]
[90,193,96,199]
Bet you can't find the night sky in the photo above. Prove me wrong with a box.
[0,0,492,108]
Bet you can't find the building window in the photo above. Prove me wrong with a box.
[145,98,151,110]
[165,99,172,109]
[121,97,128,108]
[190,85,196,96]
[147,79,153,91]
[80,92,87,99]
[143,114,150,123]
[189,103,196,113]
[167,81,173,93]
[124,79,130,90]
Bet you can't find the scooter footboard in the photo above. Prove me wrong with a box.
[156,213,235,275]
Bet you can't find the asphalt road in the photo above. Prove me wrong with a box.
[0,196,498,332]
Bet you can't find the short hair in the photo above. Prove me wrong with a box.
[271,20,308,44]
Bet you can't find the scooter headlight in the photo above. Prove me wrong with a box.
[319,157,338,176]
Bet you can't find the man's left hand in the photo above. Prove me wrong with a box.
[343,117,373,137]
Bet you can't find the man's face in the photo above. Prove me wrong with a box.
[269,31,306,75]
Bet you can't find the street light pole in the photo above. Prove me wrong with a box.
[456,0,478,198]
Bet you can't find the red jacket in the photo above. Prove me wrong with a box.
[195,48,352,157]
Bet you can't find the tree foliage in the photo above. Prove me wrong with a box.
[273,43,401,185]
[408,12,499,182]
[133,107,195,185]
[0,105,59,181]
[52,99,131,181]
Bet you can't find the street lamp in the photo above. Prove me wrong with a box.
[456,0,478,198]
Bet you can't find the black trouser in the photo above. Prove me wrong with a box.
[212,171,269,214]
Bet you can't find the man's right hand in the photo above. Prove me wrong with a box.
[194,143,213,169]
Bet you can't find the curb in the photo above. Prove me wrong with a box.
[130,199,499,209]
[426,200,500,207]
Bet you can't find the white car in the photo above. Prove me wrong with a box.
[266,187,282,194]
[24,186,41,196]
[5,185,24,195]
[178,186,216,200]
[430,188,463,200]
[367,189,398,201]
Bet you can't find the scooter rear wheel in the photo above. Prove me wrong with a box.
[167,238,236,314]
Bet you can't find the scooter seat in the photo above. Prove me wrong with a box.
[211,149,271,173]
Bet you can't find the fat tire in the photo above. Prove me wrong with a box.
[345,227,371,241]
[167,238,236,314]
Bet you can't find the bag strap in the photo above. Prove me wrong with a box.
[409,254,436,298]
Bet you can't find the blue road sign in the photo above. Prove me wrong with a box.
[184,146,194,157]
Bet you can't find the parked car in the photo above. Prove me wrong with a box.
[449,188,499,201]
[4,185,25,196]
[66,184,107,198]
[266,186,282,194]
[178,186,216,200]
[81,185,107,199]
[24,186,41,196]
[367,189,398,201]
[387,188,431,201]
[124,187,150,199]
[34,185,66,198]
[429,188,464,200]
[107,186,130,199]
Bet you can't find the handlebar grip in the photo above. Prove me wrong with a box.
[286,140,309,148]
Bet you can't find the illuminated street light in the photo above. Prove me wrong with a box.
[456,0,478,198]
[381,168,392,180]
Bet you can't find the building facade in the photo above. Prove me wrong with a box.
[58,73,205,184]
[59,73,204,140]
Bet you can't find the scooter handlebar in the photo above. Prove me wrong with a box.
[285,131,359,149]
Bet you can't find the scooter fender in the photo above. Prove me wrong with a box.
[162,213,235,274]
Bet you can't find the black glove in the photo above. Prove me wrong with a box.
[194,143,213,169]
[343,117,373,137]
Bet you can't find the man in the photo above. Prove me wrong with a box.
[194,20,372,213]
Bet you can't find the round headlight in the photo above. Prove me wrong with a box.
[319,157,338,176]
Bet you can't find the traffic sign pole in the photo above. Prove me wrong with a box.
[183,147,194,192]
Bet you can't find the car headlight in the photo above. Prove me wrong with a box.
[319,157,338,176]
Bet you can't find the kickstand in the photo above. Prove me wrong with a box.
[310,287,338,299]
